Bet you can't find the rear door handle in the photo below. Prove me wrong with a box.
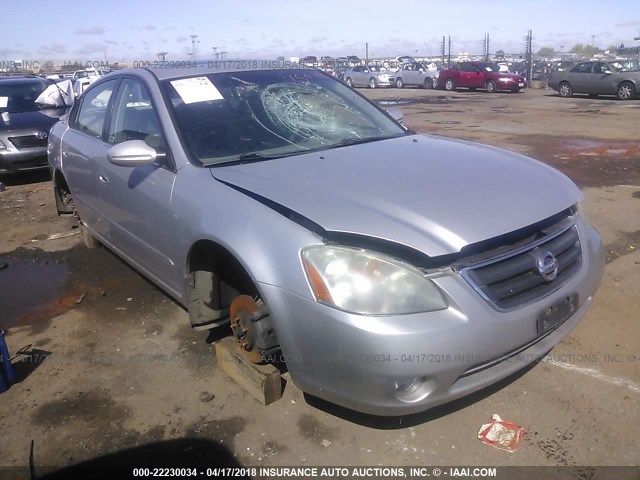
[98,175,110,185]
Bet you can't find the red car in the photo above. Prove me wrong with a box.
[437,62,527,93]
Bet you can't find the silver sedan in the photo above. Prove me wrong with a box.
[48,63,604,415]
[343,65,396,88]
[394,62,439,89]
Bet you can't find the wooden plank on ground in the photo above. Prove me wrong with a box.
[214,336,282,405]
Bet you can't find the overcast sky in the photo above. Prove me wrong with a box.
[1,0,639,61]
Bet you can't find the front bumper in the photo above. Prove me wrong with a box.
[497,79,527,90]
[0,147,49,173]
[376,77,396,87]
[260,218,604,416]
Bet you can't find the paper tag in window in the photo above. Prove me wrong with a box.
[170,77,223,104]
[0,97,8,108]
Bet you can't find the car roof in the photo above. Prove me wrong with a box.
[126,60,313,81]
[0,75,48,85]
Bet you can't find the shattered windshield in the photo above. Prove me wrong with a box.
[162,69,405,166]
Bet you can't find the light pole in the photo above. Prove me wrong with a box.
[190,35,200,63]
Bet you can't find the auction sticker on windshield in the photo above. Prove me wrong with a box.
[0,97,8,108]
[170,76,223,104]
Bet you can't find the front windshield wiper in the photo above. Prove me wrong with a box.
[328,135,401,149]
[212,150,307,167]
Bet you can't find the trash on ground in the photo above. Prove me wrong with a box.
[321,439,332,447]
[74,293,87,304]
[199,391,215,403]
[477,414,525,453]
[47,231,80,240]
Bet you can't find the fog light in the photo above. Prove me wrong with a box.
[394,377,436,403]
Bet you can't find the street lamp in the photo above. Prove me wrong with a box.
[190,35,200,63]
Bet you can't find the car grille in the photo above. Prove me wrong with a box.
[8,135,47,149]
[460,221,582,310]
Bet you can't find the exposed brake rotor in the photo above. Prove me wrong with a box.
[229,295,266,364]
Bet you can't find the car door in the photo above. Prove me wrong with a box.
[459,63,483,88]
[406,63,422,86]
[590,62,616,94]
[567,62,593,93]
[347,67,360,86]
[354,66,366,86]
[97,76,179,290]
[62,78,119,239]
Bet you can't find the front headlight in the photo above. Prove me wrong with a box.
[498,77,513,82]
[301,245,447,315]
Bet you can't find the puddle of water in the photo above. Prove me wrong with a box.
[0,260,83,329]
[378,100,411,106]
[378,96,453,106]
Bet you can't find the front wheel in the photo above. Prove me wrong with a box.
[486,80,497,93]
[617,81,636,100]
[369,77,377,89]
[346,77,354,87]
[423,77,434,89]
[559,81,573,98]
[396,78,404,88]
[444,78,455,91]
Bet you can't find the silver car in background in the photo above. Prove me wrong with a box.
[548,61,639,100]
[394,62,440,89]
[344,65,396,88]
[48,64,604,416]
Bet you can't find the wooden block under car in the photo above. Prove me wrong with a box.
[214,336,282,405]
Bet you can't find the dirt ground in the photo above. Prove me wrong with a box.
[0,87,638,474]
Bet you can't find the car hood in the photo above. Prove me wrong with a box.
[0,109,65,133]
[211,135,580,257]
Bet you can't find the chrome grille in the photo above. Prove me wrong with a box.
[460,224,582,310]
[9,135,47,149]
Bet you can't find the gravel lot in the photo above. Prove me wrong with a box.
[0,86,638,476]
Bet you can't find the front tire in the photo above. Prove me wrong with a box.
[559,81,573,98]
[396,78,404,88]
[486,80,497,93]
[617,81,636,100]
[444,78,455,91]
[346,77,354,87]
[423,77,434,89]
[369,77,377,89]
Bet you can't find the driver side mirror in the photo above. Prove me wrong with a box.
[363,69,369,74]
[603,70,612,75]
[107,140,161,167]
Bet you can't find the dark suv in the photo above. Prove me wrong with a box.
[0,76,68,174]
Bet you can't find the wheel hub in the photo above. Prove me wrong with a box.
[229,295,266,363]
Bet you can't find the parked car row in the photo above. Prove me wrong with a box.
[341,62,440,89]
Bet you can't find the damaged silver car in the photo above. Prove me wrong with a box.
[48,64,604,415]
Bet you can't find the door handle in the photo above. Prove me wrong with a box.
[98,175,110,185]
